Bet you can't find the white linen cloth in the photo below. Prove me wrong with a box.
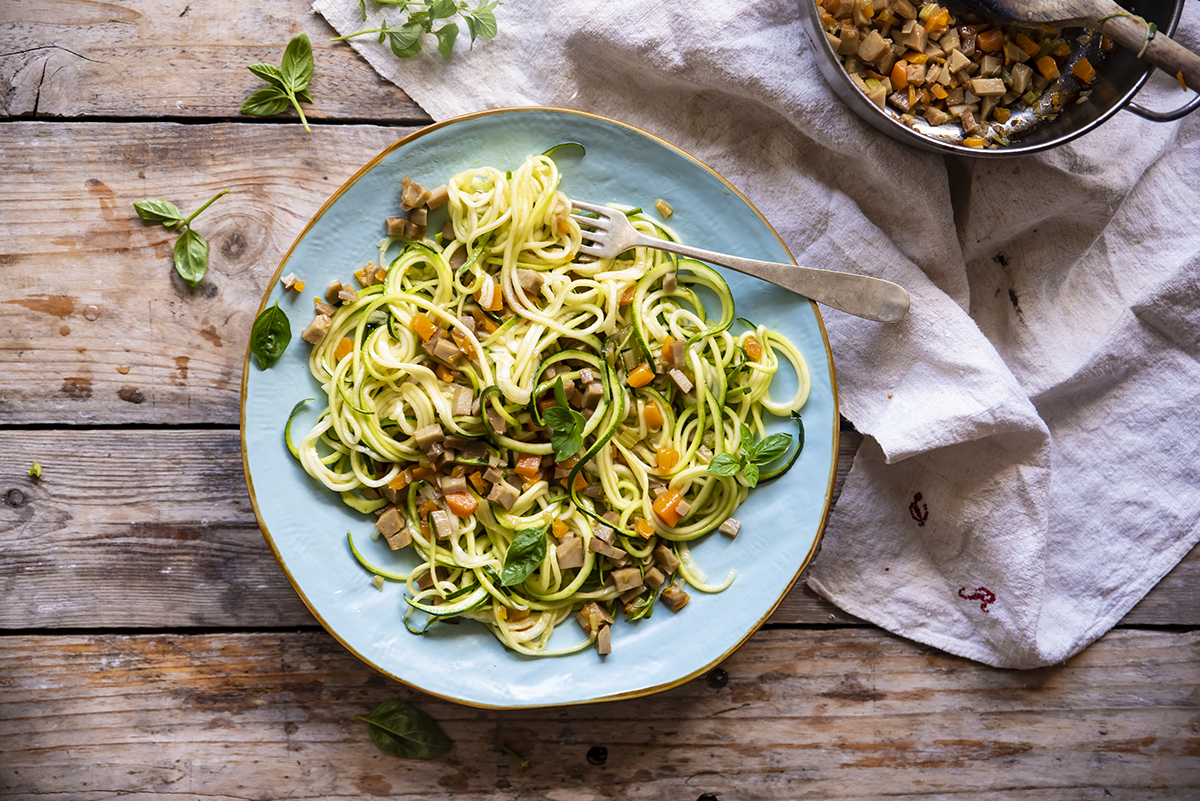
[312,0,1200,668]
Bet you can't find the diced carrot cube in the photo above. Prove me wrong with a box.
[411,465,436,480]
[573,473,588,492]
[976,27,1005,53]
[388,469,412,492]
[627,362,655,388]
[450,327,475,357]
[652,489,684,527]
[619,285,636,306]
[552,519,569,539]
[643,400,664,429]
[993,107,1011,123]
[411,313,438,342]
[1071,57,1096,84]
[931,84,948,100]
[445,492,478,517]
[1015,33,1040,57]
[925,7,950,36]
[1053,42,1072,58]
[963,136,987,148]
[436,364,455,383]
[468,471,487,494]
[1035,55,1060,80]
[656,447,680,472]
[514,453,542,479]
[634,516,656,538]
[474,274,503,312]
[890,61,909,91]
[660,337,676,361]
[333,337,354,362]
[418,498,439,517]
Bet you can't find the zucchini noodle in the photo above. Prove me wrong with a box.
[292,152,810,657]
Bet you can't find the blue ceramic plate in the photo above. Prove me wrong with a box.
[242,108,838,709]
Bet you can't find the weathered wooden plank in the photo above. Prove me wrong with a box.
[0,121,419,425]
[3,428,1196,630]
[1,628,1196,799]
[0,0,428,121]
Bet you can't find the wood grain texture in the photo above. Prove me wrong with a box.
[2,428,1197,630]
[0,0,427,121]
[0,122,419,425]
[1,628,1197,799]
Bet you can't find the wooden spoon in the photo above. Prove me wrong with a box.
[965,0,1200,92]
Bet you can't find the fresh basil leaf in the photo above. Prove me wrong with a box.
[295,86,314,104]
[134,198,186,228]
[742,460,760,488]
[434,23,458,59]
[430,0,457,19]
[751,433,793,464]
[471,3,498,38]
[355,699,452,759]
[501,525,548,586]
[388,23,424,57]
[705,453,742,477]
[281,32,314,93]
[173,227,209,286]
[250,301,292,370]
[550,427,583,463]
[240,85,292,116]
[247,62,286,88]
[543,405,575,430]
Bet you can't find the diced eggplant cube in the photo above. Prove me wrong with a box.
[660,584,690,611]
[556,535,585,569]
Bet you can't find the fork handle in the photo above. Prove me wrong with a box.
[641,238,910,323]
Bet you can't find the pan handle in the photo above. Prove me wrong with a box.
[1127,90,1200,122]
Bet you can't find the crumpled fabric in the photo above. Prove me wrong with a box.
[313,0,1200,667]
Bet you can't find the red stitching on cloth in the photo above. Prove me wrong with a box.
[958,586,996,613]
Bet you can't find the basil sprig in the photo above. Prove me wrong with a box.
[544,377,585,462]
[705,424,793,488]
[334,0,498,61]
[500,524,549,586]
[355,699,452,759]
[134,189,228,287]
[250,301,292,369]
[241,33,315,132]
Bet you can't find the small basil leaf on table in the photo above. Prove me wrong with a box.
[134,198,186,228]
[501,524,549,586]
[246,63,286,89]
[240,85,292,116]
[354,699,452,759]
[173,228,209,287]
[281,32,314,94]
[250,301,292,369]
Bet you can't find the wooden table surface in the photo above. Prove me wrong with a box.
[2,1,1198,798]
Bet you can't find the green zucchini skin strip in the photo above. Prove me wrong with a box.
[285,398,315,459]
[347,531,409,581]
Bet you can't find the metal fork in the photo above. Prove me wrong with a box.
[570,201,910,323]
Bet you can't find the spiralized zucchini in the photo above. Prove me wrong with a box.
[293,153,810,656]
